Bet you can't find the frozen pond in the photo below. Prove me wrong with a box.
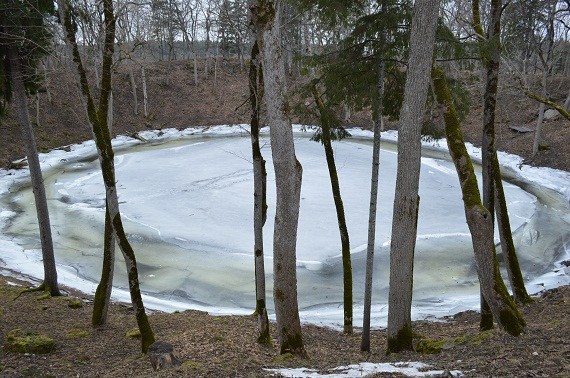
[1,127,569,329]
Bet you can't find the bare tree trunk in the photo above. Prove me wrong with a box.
[194,53,199,86]
[214,48,219,91]
[432,66,526,337]
[361,57,385,352]
[141,66,148,117]
[107,90,113,133]
[253,0,306,357]
[386,0,440,353]
[532,73,547,156]
[42,61,51,103]
[248,39,270,344]
[129,68,138,115]
[7,45,60,297]
[311,85,353,335]
[58,0,155,353]
[35,93,40,128]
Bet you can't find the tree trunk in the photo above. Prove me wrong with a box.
[432,66,526,337]
[194,53,199,86]
[361,57,385,352]
[311,85,353,335]
[141,66,148,117]
[532,80,547,156]
[473,0,501,331]
[248,39,270,344]
[493,157,532,303]
[129,68,138,115]
[7,45,60,297]
[58,0,155,353]
[254,0,306,357]
[386,0,440,353]
[92,205,116,325]
[107,90,113,133]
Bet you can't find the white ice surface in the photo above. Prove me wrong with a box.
[0,125,569,332]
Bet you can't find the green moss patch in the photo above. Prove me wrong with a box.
[125,328,141,338]
[416,338,446,354]
[4,329,55,354]
[66,328,90,339]
[65,297,83,309]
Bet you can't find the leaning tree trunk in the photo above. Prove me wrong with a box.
[493,156,532,303]
[386,0,440,354]
[253,0,306,357]
[7,45,61,297]
[248,39,270,344]
[311,85,353,335]
[432,66,526,337]
[58,0,155,353]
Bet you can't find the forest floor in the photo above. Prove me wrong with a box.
[0,59,569,377]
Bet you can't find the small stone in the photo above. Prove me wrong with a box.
[147,341,181,371]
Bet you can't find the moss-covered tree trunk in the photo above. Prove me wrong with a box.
[432,66,526,337]
[473,0,531,324]
[311,85,353,335]
[493,157,532,303]
[6,44,61,297]
[253,0,306,357]
[92,205,116,325]
[386,0,440,354]
[473,0,500,331]
[58,0,155,353]
[248,38,270,344]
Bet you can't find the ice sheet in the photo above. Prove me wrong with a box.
[0,125,568,330]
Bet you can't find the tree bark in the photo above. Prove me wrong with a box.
[386,0,440,353]
[362,31,386,355]
[248,38,270,344]
[493,156,532,303]
[92,205,116,326]
[141,66,148,117]
[58,0,155,353]
[432,66,526,337]
[473,0,501,331]
[7,45,60,297]
[254,0,306,357]
[129,68,138,115]
[311,85,353,335]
